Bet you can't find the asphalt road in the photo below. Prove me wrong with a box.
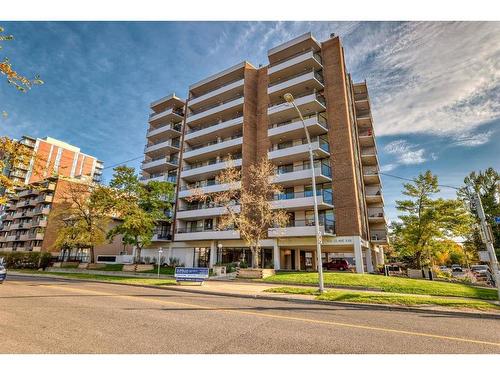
[1,274,500,354]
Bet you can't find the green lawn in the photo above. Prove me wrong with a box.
[138,266,175,275]
[264,287,500,311]
[264,272,497,300]
[19,270,177,286]
[100,264,124,272]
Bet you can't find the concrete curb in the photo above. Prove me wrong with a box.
[9,272,500,320]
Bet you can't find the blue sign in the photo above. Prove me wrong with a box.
[494,217,500,224]
[174,267,209,282]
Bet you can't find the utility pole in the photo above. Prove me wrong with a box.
[468,184,500,300]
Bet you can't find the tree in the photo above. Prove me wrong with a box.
[391,171,473,268]
[1,26,43,93]
[188,158,289,268]
[51,180,114,263]
[457,168,500,258]
[106,166,174,263]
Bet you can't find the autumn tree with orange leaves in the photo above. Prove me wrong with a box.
[187,158,289,268]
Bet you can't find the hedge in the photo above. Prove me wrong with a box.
[0,251,52,269]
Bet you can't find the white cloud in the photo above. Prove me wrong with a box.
[452,130,494,147]
[338,22,500,138]
[380,163,396,172]
[384,139,430,167]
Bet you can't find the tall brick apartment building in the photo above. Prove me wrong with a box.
[141,33,387,273]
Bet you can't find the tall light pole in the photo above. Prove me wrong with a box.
[157,248,163,279]
[284,93,325,293]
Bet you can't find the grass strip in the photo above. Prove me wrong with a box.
[264,287,500,311]
[264,272,497,300]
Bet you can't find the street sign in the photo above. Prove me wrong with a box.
[174,267,209,283]
[494,217,500,224]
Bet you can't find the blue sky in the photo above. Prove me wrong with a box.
[1,21,499,222]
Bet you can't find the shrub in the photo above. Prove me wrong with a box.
[0,251,52,269]
[168,257,181,267]
[144,256,151,264]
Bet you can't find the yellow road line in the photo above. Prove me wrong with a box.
[39,283,500,348]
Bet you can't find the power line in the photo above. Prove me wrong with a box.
[379,171,460,191]
[103,156,144,170]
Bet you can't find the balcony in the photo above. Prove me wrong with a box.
[370,230,388,244]
[272,163,332,187]
[176,204,240,220]
[179,181,241,198]
[29,232,45,240]
[268,50,322,78]
[361,147,378,166]
[271,190,333,211]
[186,96,244,126]
[144,139,180,154]
[268,137,330,164]
[368,208,386,223]
[365,187,383,204]
[141,173,177,184]
[356,109,373,127]
[183,135,243,162]
[268,218,335,238]
[189,78,244,110]
[175,227,240,241]
[268,92,326,123]
[18,189,37,198]
[180,158,242,182]
[148,108,184,125]
[268,70,324,101]
[32,219,48,227]
[358,129,375,147]
[268,113,328,141]
[142,156,179,173]
[185,116,244,144]
[147,122,182,139]
[33,207,50,216]
[152,233,172,242]
[363,166,381,185]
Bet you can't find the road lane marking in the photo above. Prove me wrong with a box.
[38,283,500,348]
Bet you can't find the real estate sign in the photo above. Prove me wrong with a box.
[174,267,209,283]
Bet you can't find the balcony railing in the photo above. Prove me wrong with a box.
[144,139,180,151]
[186,114,243,135]
[182,153,242,171]
[188,94,244,117]
[270,135,330,153]
[189,76,245,101]
[275,160,331,178]
[268,69,324,88]
[268,91,325,109]
[274,189,333,205]
[179,200,240,212]
[279,218,335,234]
[269,48,323,67]
[184,132,243,152]
[269,112,328,130]
[149,108,184,119]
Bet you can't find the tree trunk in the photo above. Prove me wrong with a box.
[89,246,95,264]
[251,245,260,269]
[135,246,142,264]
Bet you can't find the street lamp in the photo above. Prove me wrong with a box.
[217,243,222,265]
[284,93,325,293]
[157,248,163,279]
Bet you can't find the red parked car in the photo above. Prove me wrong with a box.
[322,259,349,271]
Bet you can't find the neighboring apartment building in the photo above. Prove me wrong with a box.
[141,32,387,273]
[0,176,130,260]
[3,135,103,188]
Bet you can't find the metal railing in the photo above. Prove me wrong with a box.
[268,69,324,88]
[269,112,328,130]
[274,189,333,204]
[275,160,331,178]
[149,108,184,119]
[182,154,242,171]
[270,135,330,153]
[186,114,243,135]
[184,133,242,152]
[188,94,244,117]
[189,76,245,101]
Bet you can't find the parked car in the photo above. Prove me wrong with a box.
[471,264,494,285]
[0,262,6,284]
[323,259,349,271]
[451,264,463,272]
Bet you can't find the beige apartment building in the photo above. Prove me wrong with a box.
[142,32,387,273]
